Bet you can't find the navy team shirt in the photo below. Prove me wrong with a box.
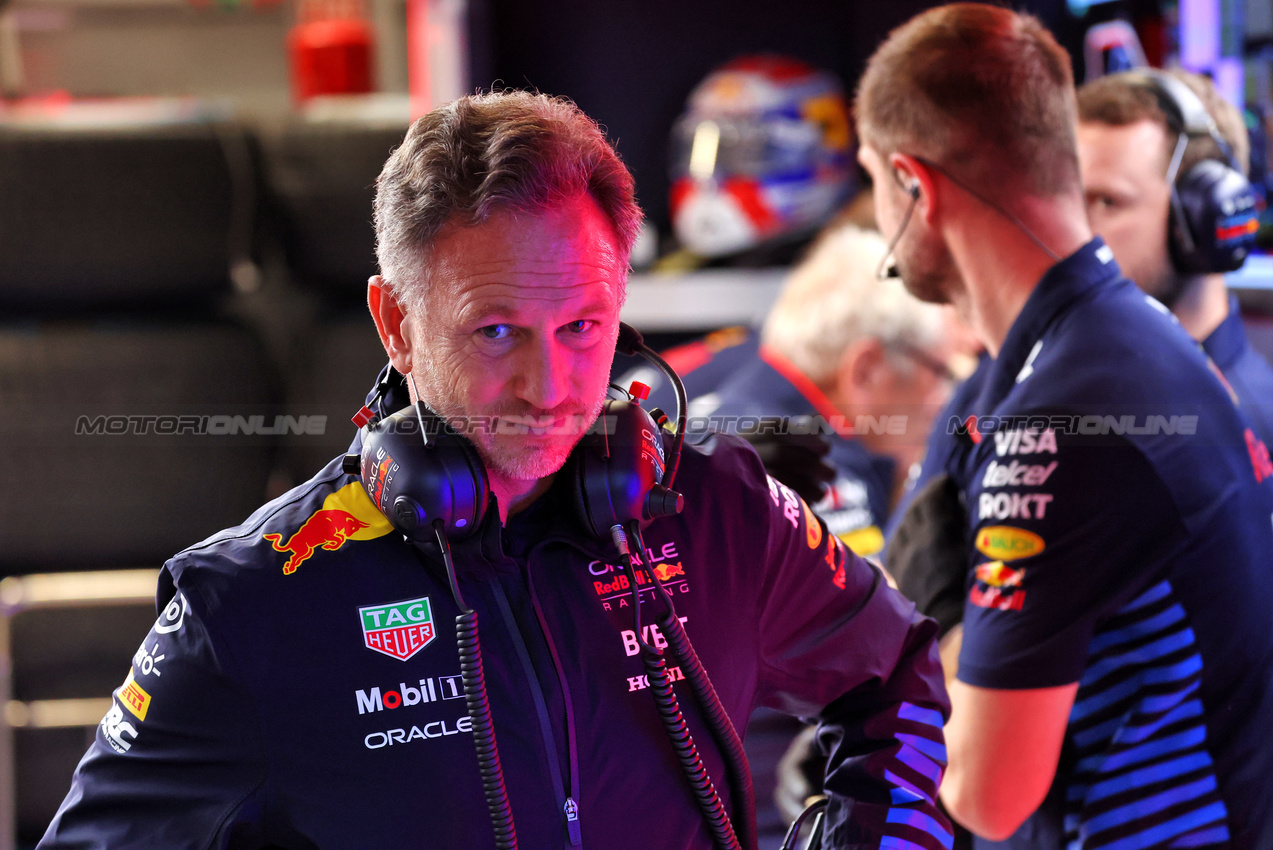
[949,239,1273,849]
[699,346,896,558]
[889,297,1273,555]
[612,325,760,416]
[1201,294,1273,447]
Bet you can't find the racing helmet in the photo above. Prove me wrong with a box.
[669,55,854,257]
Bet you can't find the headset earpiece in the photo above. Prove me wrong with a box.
[357,402,490,542]
[1128,69,1258,274]
[908,179,921,200]
[570,398,683,539]
[1168,157,1259,274]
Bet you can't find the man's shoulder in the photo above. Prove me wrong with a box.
[166,456,400,594]
[1010,286,1231,412]
[1225,342,1273,446]
[675,429,769,493]
[695,356,807,423]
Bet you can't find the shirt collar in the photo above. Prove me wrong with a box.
[1201,294,1248,371]
[758,345,852,435]
[986,237,1122,404]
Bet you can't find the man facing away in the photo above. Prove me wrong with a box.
[890,70,1272,543]
[856,4,1273,848]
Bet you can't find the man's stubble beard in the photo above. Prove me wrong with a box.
[1137,256,1194,311]
[897,234,961,306]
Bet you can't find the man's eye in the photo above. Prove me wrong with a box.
[479,324,513,340]
[563,320,593,334]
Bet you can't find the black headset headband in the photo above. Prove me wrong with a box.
[1124,69,1242,175]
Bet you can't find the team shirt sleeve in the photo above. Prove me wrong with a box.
[751,463,954,850]
[38,571,268,850]
[957,422,1187,690]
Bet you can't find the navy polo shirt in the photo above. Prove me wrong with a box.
[950,239,1273,849]
[612,326,760,416]
[1201,294,1273,447]
[701,347,895,557]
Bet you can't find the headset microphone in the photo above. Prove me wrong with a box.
[876,178,920,281]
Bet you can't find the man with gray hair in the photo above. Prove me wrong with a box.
[40,91,953,850]
[701,224,969,558]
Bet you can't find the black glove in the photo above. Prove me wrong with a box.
[885,473,968,637]
[775,725,824,827]
[738,417,836,505]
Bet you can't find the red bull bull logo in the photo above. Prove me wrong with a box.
[653,561,685,582]
[970,560,1026,611]
[263,483,394,575]
[974,560,1023,588]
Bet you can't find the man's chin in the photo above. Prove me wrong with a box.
[479,437,580,483]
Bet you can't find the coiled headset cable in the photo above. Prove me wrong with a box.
[612,520,756,850]
[434,519,518,850]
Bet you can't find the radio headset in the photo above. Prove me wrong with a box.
[1127,69,1259,274]
[344,323,756,850]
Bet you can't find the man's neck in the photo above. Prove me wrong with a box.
[490,473,554,523]
[944,195,1091,356]
[1171,274,1230,343]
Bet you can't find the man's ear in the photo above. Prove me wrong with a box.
[889,153,940,225]
[368,276,414,374]
[837,337,888,402]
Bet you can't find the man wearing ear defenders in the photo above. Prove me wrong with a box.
[40,91,953,850]
[1076,69,1273,445]
[856,4,1273,849]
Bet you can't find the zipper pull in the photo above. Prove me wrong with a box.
[564,797,582,846]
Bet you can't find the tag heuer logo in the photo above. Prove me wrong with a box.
[359,597,436,661]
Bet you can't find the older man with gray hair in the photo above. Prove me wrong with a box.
[700,224,970,558]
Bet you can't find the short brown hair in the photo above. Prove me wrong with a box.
[856,3,1080,197]
[1077,69,1249,178]
[374,90,643,309]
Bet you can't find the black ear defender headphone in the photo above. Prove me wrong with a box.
[1128,69,1258,274]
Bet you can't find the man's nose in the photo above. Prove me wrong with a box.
[515,337,570,411]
